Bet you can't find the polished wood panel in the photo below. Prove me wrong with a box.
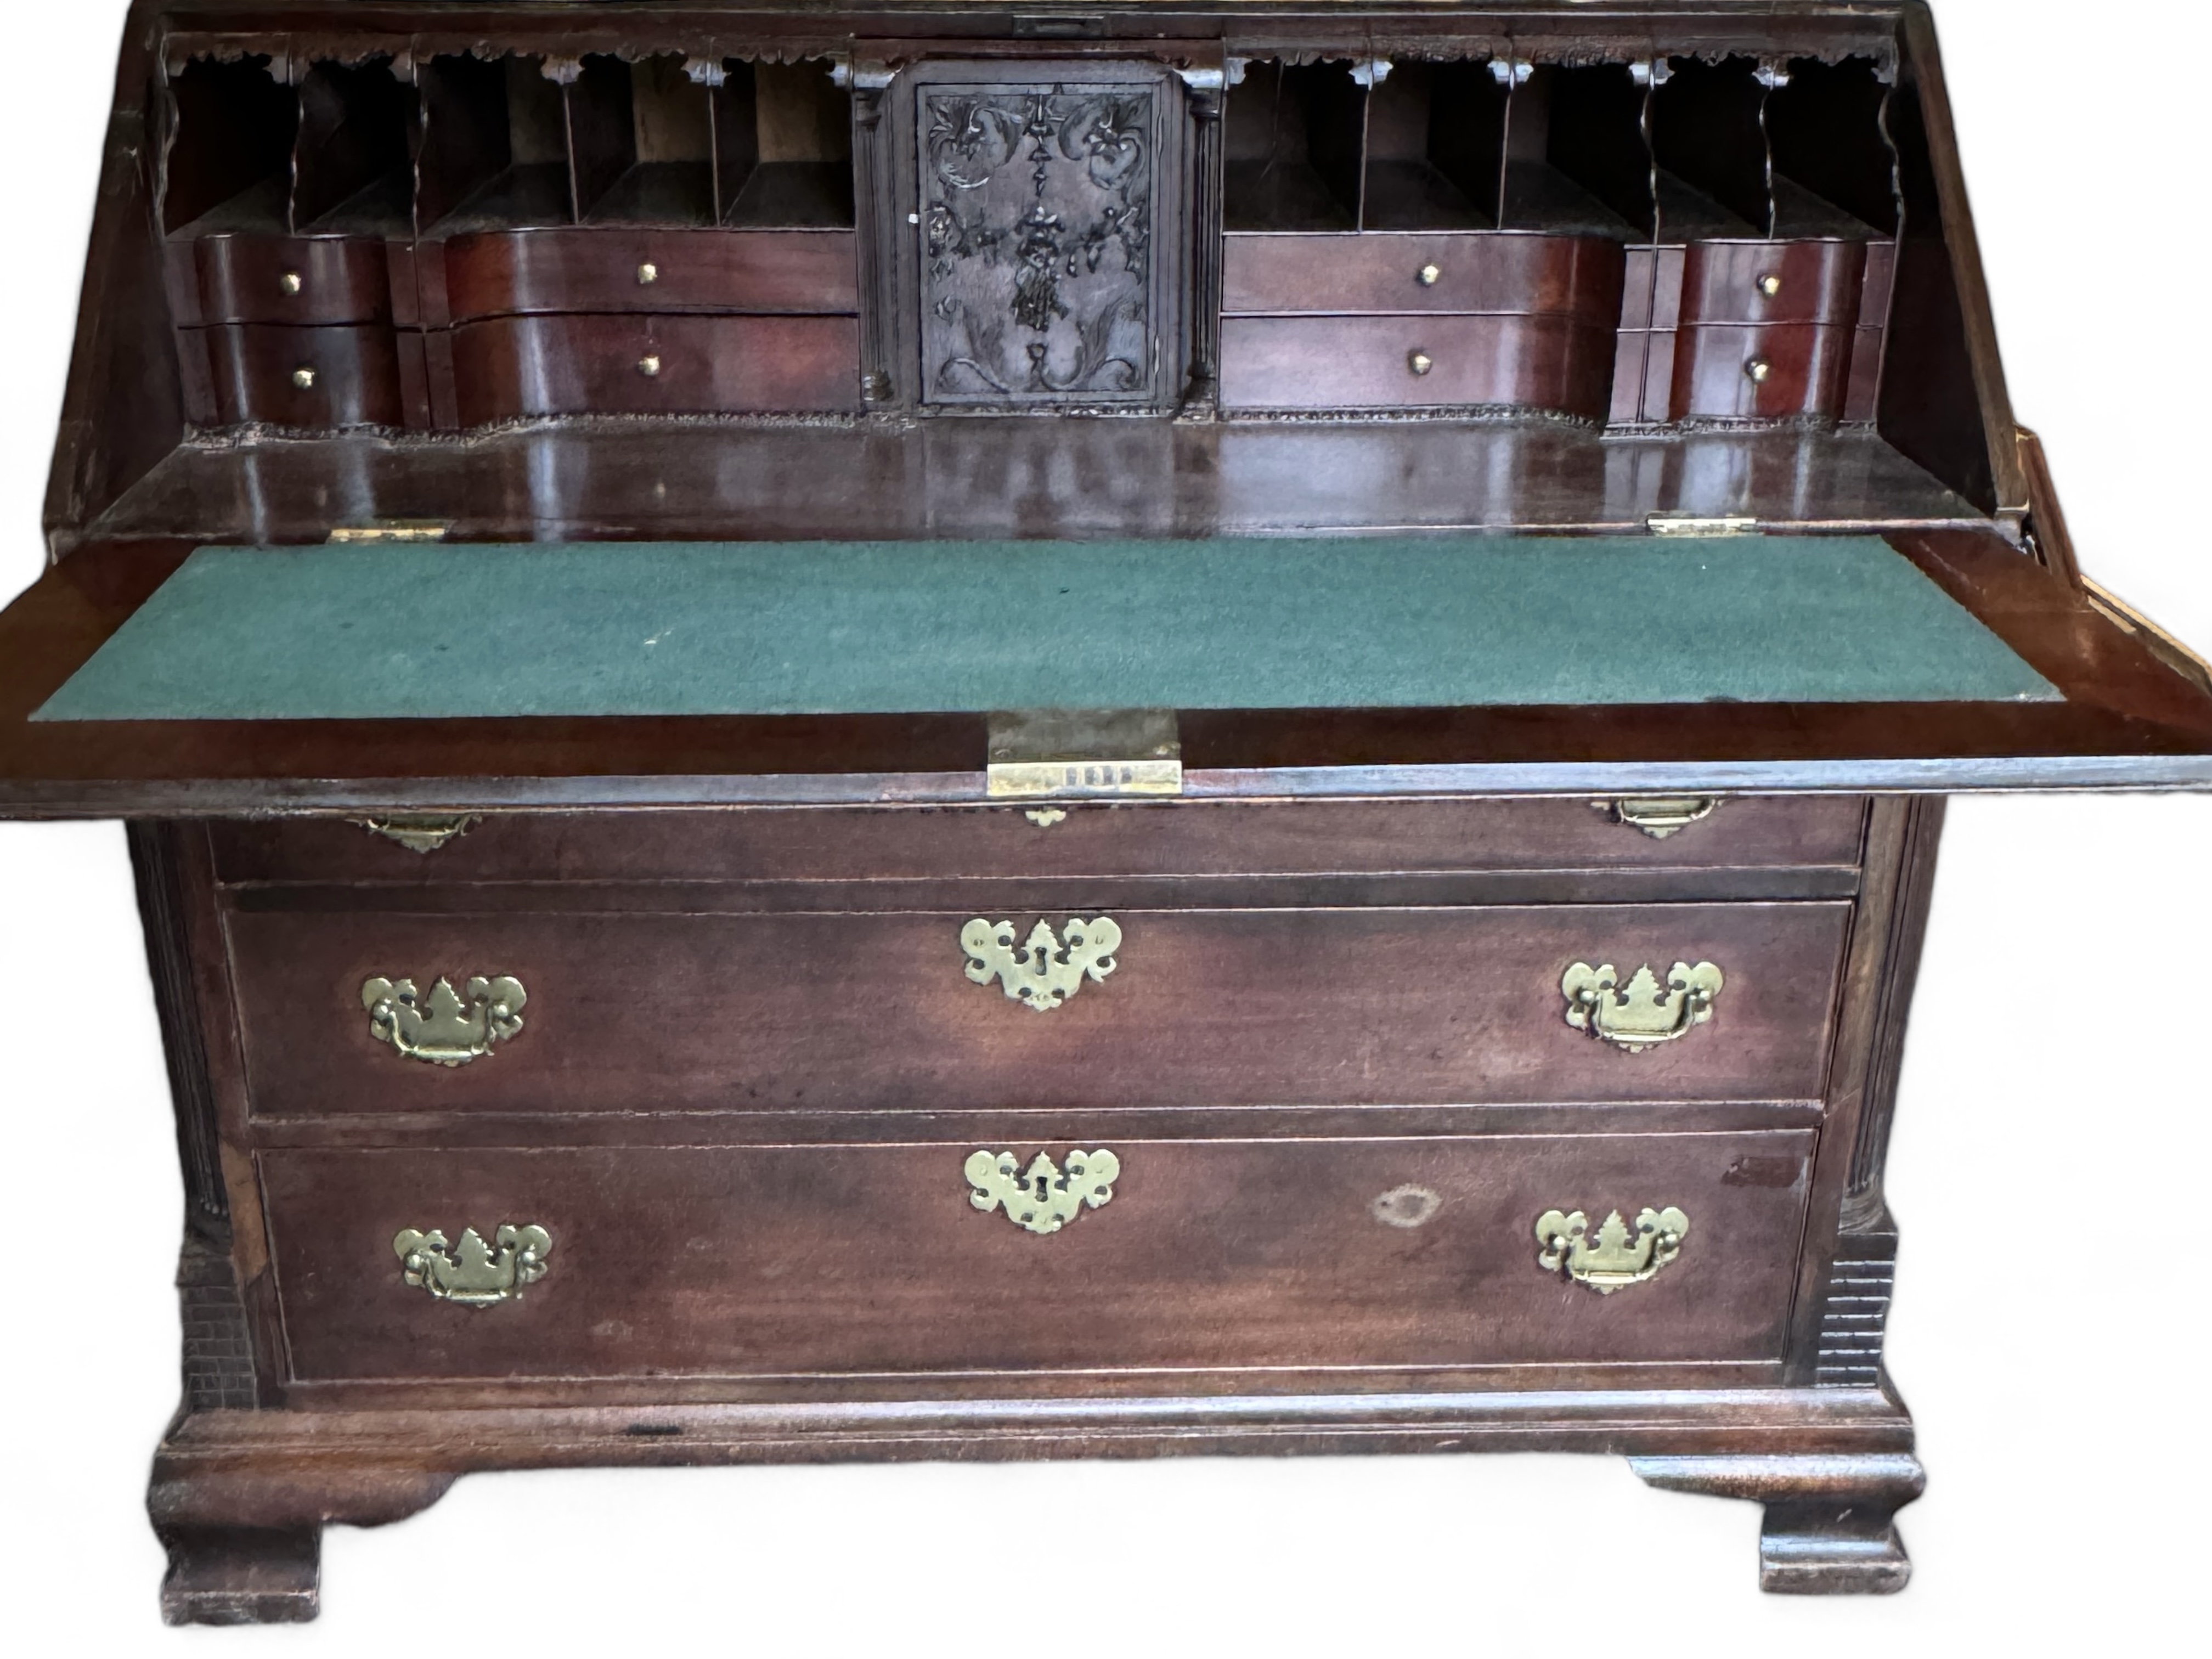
[1679,239,1868,327]
[261,1130,1817,1379]
[224,901,1852,1116]
[191,234,394,326]
[202,323,403,428]
[209,797,1869,887]
[1669,321,1855,421]
[441,228,859,321]
[1222,232,1625,319]
[449,313,861,421]
[1221,314,1615,414]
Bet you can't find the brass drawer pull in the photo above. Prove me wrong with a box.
[637,261,660,285]
[1416,262,1441,287]
[1561,960,1724,1052]
[961,916,1121,1011]
[362,974,527,1066]
[291,366,317,390]
[1535,1206,1689,1294]
[1595,795,1719,838]
[966,1148,1120,1235]
[393,1223,552,1306]
[352,814,479,853]
[279,270,304,296]
[1407,349,1434,376]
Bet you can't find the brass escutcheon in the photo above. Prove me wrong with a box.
[1534,1206,1689,1293]
[1593,796,1719,838]
[393,1223,552,1306]
[363,974,527,1066]
[966,1148,1120,1235]
[353,814,479,853]
[1561,961,1724,1053]
[961,917,1121,1012]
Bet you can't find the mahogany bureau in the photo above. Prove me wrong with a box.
[5,0,2211,1624]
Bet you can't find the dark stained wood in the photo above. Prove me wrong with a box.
[441,227,859,320]
[450,312,861,420]
[191,234,393,325]
[1221,313,1615,414]
[202,323,404,427]
[1678,238,1867,326]
[1669,320,1855,421]
[1222,230,1624,319]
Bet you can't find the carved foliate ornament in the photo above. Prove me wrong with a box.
[362,974,527,1065]
[961,917,1121,1011]
[966,1148,1120,1234]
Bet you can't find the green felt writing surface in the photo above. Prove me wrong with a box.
[33,536,2058,721]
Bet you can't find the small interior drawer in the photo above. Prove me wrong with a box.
[440,228,859,321]
[1678,239,1869,327]
[189,233,394,325]
[202,322,404,427]
[1668,321,1855,421]
[225,900,1851,1118]
[449,312,860,422]
[262,1127,1816,1381]
[1221,313,1614,414]
[1222,232,1625,319]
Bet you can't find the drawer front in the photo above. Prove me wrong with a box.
[450,313,861,422]
[1222,232,1625,320]
[228,901,1850,1116]
[263,1128,1816,1380]
[1668,321,1855,421]
[204,323,404,427]
[443,228,859,321]
[1221,314,1615,415]
[192,233,393,325]
[212,798,1870,886]
[1679,239,1867,326]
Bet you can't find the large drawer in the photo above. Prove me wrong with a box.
[262,1128,1816,1380]
[1221,314,1615,415]
[1222,232,1624,319]
[450,312,861,422]
[441,228,859,321]
[227,901,1851,1116]
[211,798,1870,886]
[201,322,404,427]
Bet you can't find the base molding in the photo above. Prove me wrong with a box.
[1629,1452,1926,1595]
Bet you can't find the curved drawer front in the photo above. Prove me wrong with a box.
[204,323,404,427]
[193,233,394,325]
[1223,232,1626,319]
[228,901,1849,1116]
[263,1128,1815,1380]
[211,797,1870,885]
[1222,314,1615,415]
[1669,321,1855,421]
[1679,239,1867,327]
[450,312,861,422]
[442,228,859,321]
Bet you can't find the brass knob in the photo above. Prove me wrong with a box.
[279,271,303,296]
[291,366,317,390]
[637,354,663,378]
[1408,349,1434,376]
[1417,262,1442,287]
[1743,358,1771,384]
[637,262,659,286]
[1756,272,1782,298]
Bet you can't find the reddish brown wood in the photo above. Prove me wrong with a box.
[1221,314,1615,414]
[191,234,394,325]
[450,312,861,420]
[1669,321,1855,421]
[1679,238,1867,326]
[202,323,404,427]
[442,227,859,320]
[1222,230,1624,319]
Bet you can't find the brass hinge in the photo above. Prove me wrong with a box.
[326,521,452,545]
[986,708,1182,799]
[1647,514,1759,537]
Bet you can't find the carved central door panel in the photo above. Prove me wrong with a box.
[904,61,1185,410]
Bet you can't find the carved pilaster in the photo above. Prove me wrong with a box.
[1843,794,1946,1223]
[848,63,898,407]
[128,821,227,1242]
[1178,66,1225,411]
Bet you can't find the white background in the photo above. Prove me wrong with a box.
[1,1,2205,1650]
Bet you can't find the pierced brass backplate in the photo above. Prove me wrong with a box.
[1593,797,1718,838]
[1561,960,1724,1053]
[353,814,480,854]
[362,975,528,1066]
[393,1223,552,1306]
[1534,1206,1690,1294]
[966,1148,1120,1234]
[962,917,1121,1011]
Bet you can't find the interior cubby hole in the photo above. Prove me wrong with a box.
[416,54,573,233]
[1651,55,1770,240]
[1224,60,1365,232]
[1506,63,1653,239]
[1361,60,1503,230]
[1766,57,1898,236]
[163,55,299,234]
[294,60,416,234]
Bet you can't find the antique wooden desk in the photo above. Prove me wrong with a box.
[6,0,2210,1623]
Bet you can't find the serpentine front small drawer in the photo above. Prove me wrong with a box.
[259,1128,1816,1382]
[1220,313,1616,416]
[210,797,1870,886]
[223,900,1850,1117]
[1221,231,1626,319]
[438,228,860,323]
[201,323,405,428]
[183,232,395,326]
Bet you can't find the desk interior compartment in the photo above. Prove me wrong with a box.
[1224,59,1366,232]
